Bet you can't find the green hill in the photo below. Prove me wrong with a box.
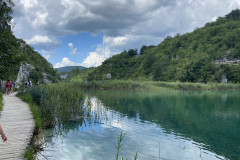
[55,66,86,73]
[87,9,240,83]
[0,1,59,84]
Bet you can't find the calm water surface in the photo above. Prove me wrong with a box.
[37,90,240,160]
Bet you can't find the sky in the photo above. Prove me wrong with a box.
[11,0,240,68]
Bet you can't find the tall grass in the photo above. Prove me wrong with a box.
[151,81,240,90]
[115,133,139,160]
[18,84,86,130]
[69,79,240,91]
[70,80,147,90]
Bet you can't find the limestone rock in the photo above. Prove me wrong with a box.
[42,73,52,84]
[221,75,228,83]
[16,63,35,85]
[107,73,112,79]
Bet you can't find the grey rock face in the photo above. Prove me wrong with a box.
[16,63,35,85]
[107,73,112,79]
[221,75,228,83]
[42,73,52,84]
[0,80,6,92]
[60,74,69,79]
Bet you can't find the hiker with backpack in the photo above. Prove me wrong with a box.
[11,80,15,93]
[25,79,32,88]
[5,80,11,95]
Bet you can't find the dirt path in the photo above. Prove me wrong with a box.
[0,93,35,160]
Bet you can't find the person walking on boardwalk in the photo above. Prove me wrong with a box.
[5,80,11,95]
[11,80,15,93]
[0,125,7,142]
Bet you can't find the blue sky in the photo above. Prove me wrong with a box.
[11,0,240,68]
[39,32,104,67]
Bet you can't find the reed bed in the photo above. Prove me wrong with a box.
[70,79,240,91]
[18,84,85,131]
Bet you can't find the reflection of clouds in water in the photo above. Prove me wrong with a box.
[37,95,228,160]
[111,120,123,129]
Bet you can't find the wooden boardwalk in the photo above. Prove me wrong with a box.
[0,93,35,160]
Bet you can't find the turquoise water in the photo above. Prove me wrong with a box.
[37,90,240,160]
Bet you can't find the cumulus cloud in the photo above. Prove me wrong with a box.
[81,44,111,67]
[26,35,61,50]
[14,0,240,39]
[54,57,81,68]
[27,35,52,45]
[12,0,240,66]
[68,43,78,55]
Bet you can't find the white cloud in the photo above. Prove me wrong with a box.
[26,35,61,50]
[103,36,127,47]
[19,0,38,9]
[27,35,52,45]
[12,0,240,67]
[32,11,48,28]
[54,57,81,68]
[68,43,78,55]
[81,44,111,67]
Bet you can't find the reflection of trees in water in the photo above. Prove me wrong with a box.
[90,90,240,160]
[48,95,109,136]
[34,89,109,159]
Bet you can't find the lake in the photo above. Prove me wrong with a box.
[37,90,240,160]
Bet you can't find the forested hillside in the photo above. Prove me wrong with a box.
[55,66,86,73]
[87,9,240,83]
[0,1,59,83]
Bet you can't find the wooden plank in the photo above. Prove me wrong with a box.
[0,93,35,160]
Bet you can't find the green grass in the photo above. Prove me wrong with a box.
[68,79,240,91]
[151,81,240,90]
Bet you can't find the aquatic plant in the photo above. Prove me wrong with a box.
[70,79,240,91]
[18,84,86,129]
[115,133,139,160]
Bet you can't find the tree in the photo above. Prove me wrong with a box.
[71,66,80,77]
[140,45,155,55]
[0,0,14,29]
[0,0,14,79]
[140,45,147,55]
[226,9,240,20]
[128,49,138,57]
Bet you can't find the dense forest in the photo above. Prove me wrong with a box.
[87,9,240,83]
[0,0,59,83]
